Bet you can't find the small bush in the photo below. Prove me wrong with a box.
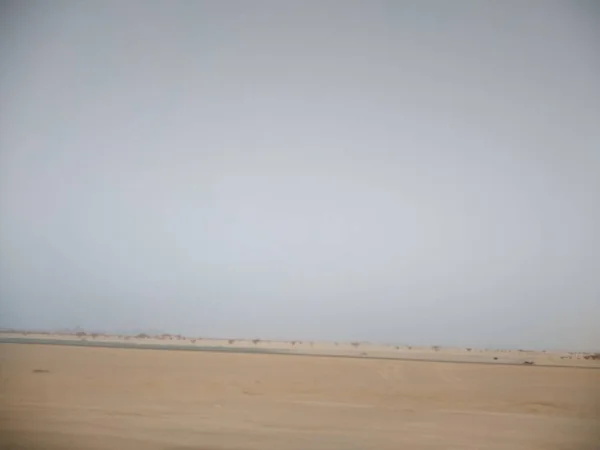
[32,369,50,373]
[351,342,360,348]
[252,339,261,345]
[136,333,149,339]
[228,339,236,345]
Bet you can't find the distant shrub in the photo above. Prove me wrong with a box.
[252,339,261,345]
[32,369,50,374]
[228,339,235,345]
[290,341,297,346]
[432,345,440,351]
[466,348,472,352]
[351,342,360,348]
[190,339,196,344]
[75,331,87,337]
[136,333,149,339]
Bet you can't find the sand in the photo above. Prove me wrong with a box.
[1,342,599,449]
[2,332,599,368]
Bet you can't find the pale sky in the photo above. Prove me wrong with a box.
[1,1,599,351]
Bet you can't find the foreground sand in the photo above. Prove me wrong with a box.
[1,344,599,449]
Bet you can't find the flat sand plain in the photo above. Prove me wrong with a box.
[2,332,600,368]
[1,342,600,449]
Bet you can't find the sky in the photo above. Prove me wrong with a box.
[0,1,599,351]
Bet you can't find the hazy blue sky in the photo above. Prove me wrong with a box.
[1,1,598,350]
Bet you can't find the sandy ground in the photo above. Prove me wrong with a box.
[1,343,599,449]
[1,332,599,368]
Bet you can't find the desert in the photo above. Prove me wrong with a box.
[3,1,599,449]
[1,334,599,449]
